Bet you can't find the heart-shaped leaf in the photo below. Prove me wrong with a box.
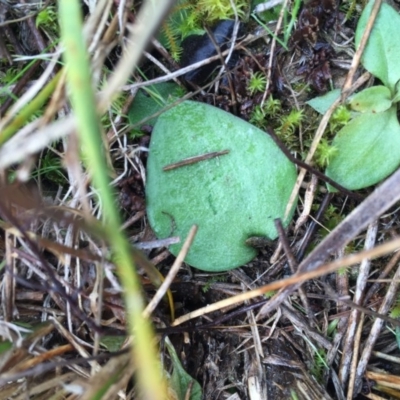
[349,85,392,113]
[356,1,400,92]
[326,106,400,191]
[146,101,297,272]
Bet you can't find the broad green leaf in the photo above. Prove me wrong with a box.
[128,82,184,127]
[165,338,202,400]
[392,80,400,104]
[306,89,341,115]
[100,335,126,352]
[146,101,297,272]
[326,107,400,191]
[356,1,400,92]
[396,326,400,350]
[349,86,392,113]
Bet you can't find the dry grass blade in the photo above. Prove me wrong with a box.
[258,165,400,317]
[143,225,198,319]
[172,236,400,327]
[339,222,378,385]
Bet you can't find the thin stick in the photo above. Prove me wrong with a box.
[266,127,363,201]
[143,225,198,319]
[341,0,382,95]
[171,236,400,327]
[283,71,371,221]
[163,150,230,171]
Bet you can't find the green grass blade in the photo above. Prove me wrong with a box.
[58,1,166,399]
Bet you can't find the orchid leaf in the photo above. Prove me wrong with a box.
[356,1,400,92]
[165,338,202,400]
[349,85,392,113]
[326,107,400,191]
[146,101,297,271]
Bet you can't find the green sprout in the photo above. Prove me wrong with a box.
[390,295,400,319]
[276,109,303,148]
[36,6,57,29]
[197,0,247,21]
[247,71,267,95]
[161,0,249,61]
[249,104,267,129]
[264,96,281,117]
[310,348,328,382]
[315,138,338,168]
[329,105,351,131]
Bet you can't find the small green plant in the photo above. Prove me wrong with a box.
[329,105,351,131]
[161,0,249,61]
[201,274,228,293]
[249,97,282,129]
[0,67,19,86]
[264,96,282,117]
[315,138,338,168]
[276,109,303,148]
[308,1,400,191]
[310,348,328,383]
[390,294,400,319]
[197,0,247,21]
[164,337,202,399]
[36,6,57,29]
[249,105,267,128]
[263,290,276,299]
[247,71,267,95]
[34,150,67,185]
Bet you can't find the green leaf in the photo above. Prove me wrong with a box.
[306,89,341,115]
[349,85,392,113]
[100,335,126,352]
[356,1,400,92]
[396,326,400,350]
[325,107,400,191]
[128,82,184,127]
[146,101,297,272]
[392,80,400,104]
[165,338,202,400]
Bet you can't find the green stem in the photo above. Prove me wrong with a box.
[58,1,166,399]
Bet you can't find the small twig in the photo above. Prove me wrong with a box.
[143,225,198,319]
[205,24,238,113]
[21,0,46,53]
[341,0,382,96]
[261,0,290,106]
[171,236,400,327]
[274,218,297,272]
[354,262,400,395]
[254,0,284,13]
[282,71,371,221]
[339,221,378,386]
[296,192,334,262]
[265,127,363,201]
[134,237,180,250]
[345,312,363,400]
[275,218,313,323]
[163,150,230,171]
[157,299,269,335]
[257,165,400,319]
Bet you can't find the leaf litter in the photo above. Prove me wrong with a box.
[1,1,400,399]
